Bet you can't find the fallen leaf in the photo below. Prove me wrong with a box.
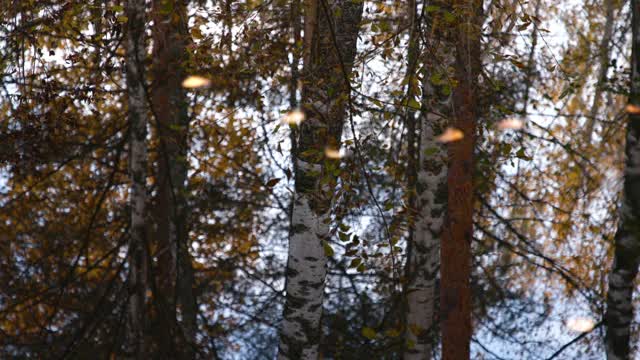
[324,147,342,159]
[497,118,524,130]
[182,75,211,88]
[281,109,305,125]
[436,127,464,143]
[265,178,281,188]
[625,104,640,114]
[566,317,595,333]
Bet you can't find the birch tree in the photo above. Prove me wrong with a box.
[605,1,640,358]
[278,0,363,358]
[125,0,149,357]
[404,2,453,358]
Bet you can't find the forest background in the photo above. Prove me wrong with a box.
[0,0,637,359]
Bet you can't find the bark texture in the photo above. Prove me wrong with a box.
[404,3,453,358]
[150,0,197,357]
[278,1,363,359]
[125,0,148,357]
[440,1,483,359]
[405,44,452,360]
[605,1,640,358]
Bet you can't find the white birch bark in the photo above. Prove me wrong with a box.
[279,178,330,359]
[405,51,452,360]
[278,1,363,358]
[125,0,148,357]
[605,1,640,358]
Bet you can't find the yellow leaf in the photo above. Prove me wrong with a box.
[182,75,211,88]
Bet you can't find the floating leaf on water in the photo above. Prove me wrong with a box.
[436,127,464,143]
[497,118,524,130]
[324,147,342,159]
[281,109,305,125]
[182,75,211,88]
[566,317,595,333]
[625,104,640,114]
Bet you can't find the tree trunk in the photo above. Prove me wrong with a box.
[150,0,197,357]
[605,1,640,358]
[278,1,363,359]
[404,26,453,360]
[125,0,148,357]
[440,1,482,359]
[585,0,616,141]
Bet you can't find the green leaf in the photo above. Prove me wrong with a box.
[323,241,334,257]
[385,328,401,338]
[516,148,532,161]
[407,98,421,110]
[501,143,512,156]
[424,147,440,156]
[362,327,377,339]
[425,5,440,13]
[443,11,456,23]
[407,339,416,349]
[430,72,443,85]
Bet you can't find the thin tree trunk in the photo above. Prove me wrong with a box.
[150,0,197,357]
[125,0,148,357]
[605,1,640,358]
[585,0,616,141]
[287,0,301,239]
[520,0,541,115]
[278,0,363,358]
[403,1,420,351]
[405,23,453,360]
[440,1,483,359]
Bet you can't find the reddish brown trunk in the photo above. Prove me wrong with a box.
[440,1,482,359]
[150,0,196,357]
